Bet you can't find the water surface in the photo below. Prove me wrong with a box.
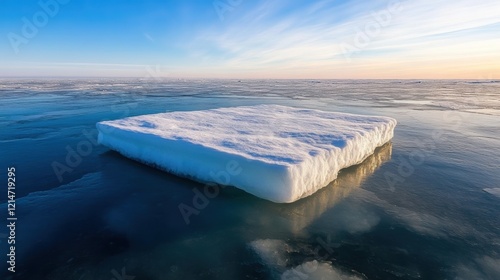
[0,79,499,279]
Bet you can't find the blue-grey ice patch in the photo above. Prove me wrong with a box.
[282,260,363,280]
[483,188,500,198]
[249,239,363,280]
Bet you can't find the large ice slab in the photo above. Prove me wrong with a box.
[96,105,396,203]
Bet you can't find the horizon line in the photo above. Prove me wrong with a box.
[1,76,499,81]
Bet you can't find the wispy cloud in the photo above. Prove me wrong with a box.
[2,0,498,77]
[189,0,500,78]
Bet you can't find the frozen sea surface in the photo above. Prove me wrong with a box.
[0,79,499,280]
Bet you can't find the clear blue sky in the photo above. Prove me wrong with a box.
[1,0,499,78]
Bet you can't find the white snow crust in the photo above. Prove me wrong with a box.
[97,105,396,203]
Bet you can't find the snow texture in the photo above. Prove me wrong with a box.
[96,105,396,203]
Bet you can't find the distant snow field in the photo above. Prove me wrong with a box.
[97,105,396,203]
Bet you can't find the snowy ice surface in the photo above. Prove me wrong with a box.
[96,105,396,203]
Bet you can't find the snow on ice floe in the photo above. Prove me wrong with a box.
[96,105,396,203]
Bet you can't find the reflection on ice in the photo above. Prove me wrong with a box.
[246,144,391,279]
[251,142,392,234]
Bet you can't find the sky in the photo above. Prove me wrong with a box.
[1,0,499,79]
